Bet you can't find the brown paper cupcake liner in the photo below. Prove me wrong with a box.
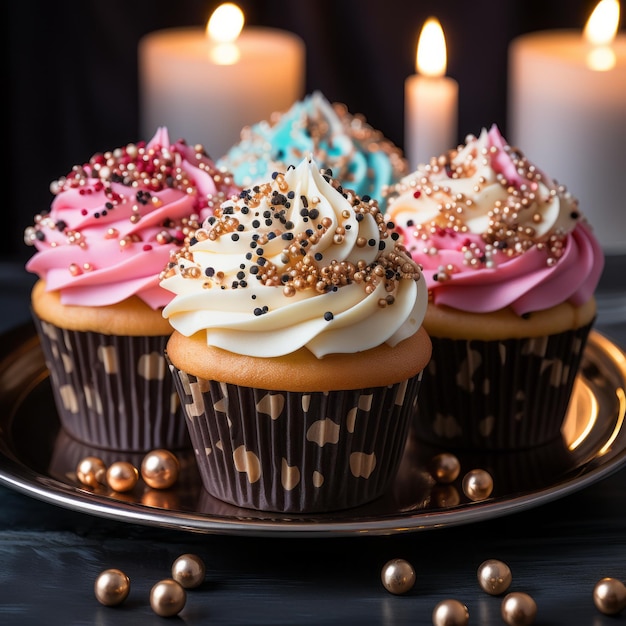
[33,315,190,452]
[167,355,423,513]
[414,321,594,451]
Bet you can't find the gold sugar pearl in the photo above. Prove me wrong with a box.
[172,554,206,589]
[432,599,469,626]
[477,559,512,596]
[429,453,461,484]
[150,579,186,617]
[501,592,537,626]
[381,558,416,595]
[462,469,493,501]
[94,568,130,607]
[76,456,107,488]
[141,449,180,490]
[106,461,139,493]
[593,577,626,615]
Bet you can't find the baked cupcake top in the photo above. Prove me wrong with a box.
[160,157,427,358]
[217,91,408,211]
[385,125,604,315]
[25,127,240,309]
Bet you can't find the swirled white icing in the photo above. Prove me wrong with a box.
[161,158,428,358]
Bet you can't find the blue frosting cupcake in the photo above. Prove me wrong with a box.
[217,91,407,210]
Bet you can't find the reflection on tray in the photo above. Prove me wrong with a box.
[43,405,585,522]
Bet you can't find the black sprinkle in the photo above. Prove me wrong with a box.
[231,233,240,241]
[324,311,334,321]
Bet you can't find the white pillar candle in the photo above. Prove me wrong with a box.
[404,18,458,170]
[509,0,626,253]
[138,3,305,161]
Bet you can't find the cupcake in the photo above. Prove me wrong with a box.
[24,127,240,452]
[385,125,604,451]
[217,91,408,211]
[160,157,431,513]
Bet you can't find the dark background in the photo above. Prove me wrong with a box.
[6,0,604,263]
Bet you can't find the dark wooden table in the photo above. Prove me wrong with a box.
[1,262,625,626]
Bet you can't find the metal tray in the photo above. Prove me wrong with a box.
[0,323,624,537]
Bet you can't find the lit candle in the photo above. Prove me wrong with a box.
[509,0,626,254]
[138,3,305,160]
[404,17,458,169]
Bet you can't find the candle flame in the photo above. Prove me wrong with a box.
[584,0,620,70]
[584,0,620,45]
[207,3,245,43]
[416,17,447,77]
[206,3,245,65]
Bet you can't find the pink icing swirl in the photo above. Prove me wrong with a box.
[386,125,604,315]
[25,128,241,309]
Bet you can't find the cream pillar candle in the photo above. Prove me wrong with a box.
[405,18,458,170]
[509,0,626,253]
[138,3,305,161]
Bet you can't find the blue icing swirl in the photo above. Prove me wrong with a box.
[217,92,407,209]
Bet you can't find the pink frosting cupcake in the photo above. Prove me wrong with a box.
[385,125,604,450]
[24,127,240,452]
